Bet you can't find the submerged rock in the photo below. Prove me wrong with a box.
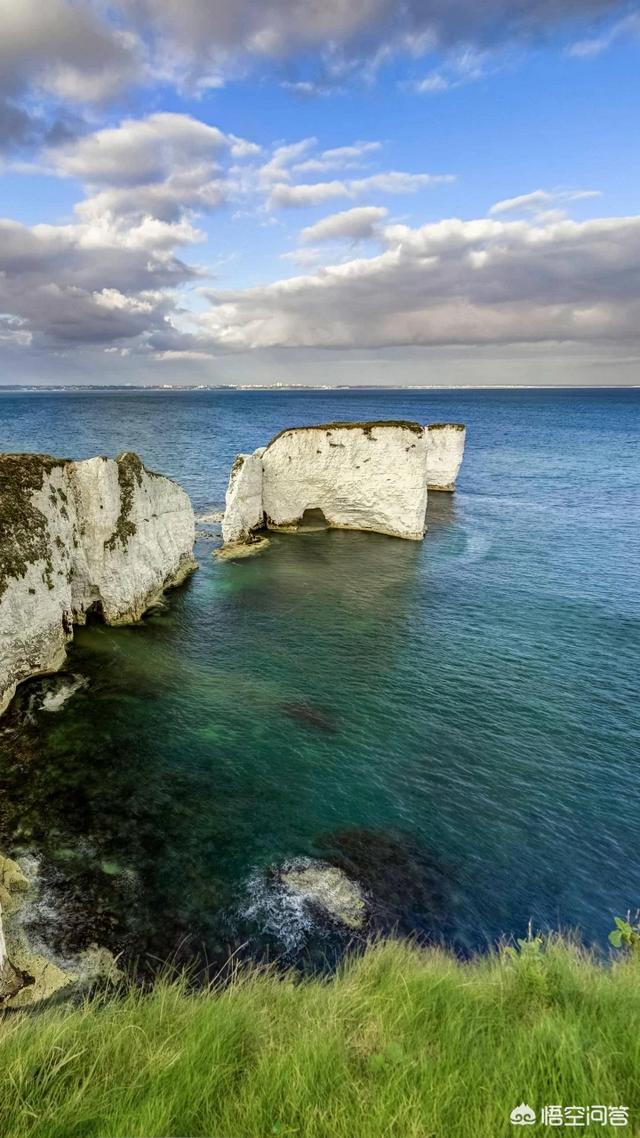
[282,701,338,733]
[214,535,271,561]
[316,828,453,940]
[239,857,367,958]
[0,451,197,716]
[279,862,366,930]
[0,852,120,1009]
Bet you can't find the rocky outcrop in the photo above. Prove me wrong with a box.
[0,451,196,715]
[262,422,429,540]
[222,451,265,544]
[220,420,466,549]
[279,861,366,930]
[0,853,120,1008]
[426,424,466,491]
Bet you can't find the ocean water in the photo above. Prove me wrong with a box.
[0,387,638,971]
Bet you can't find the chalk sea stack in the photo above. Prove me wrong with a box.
[0,451,196,716]
[221,420,466,548]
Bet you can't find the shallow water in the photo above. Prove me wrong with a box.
[0,387,638,968]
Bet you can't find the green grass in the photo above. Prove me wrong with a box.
[2,937,640,1138]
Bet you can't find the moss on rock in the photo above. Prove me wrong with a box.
[265,420,424,450]
[0,454,70,600]
[103,452,144,552]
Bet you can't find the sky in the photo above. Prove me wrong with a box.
[0,0,638,387]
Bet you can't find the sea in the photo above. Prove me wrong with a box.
[0,387,638,972]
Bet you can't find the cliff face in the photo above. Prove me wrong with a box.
[0,452,196,715]
[426,424,466,491]
[222,451,265,544]
[221,420,466,548]
[262,422,429,540]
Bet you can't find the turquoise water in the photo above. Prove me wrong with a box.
[0,388,638,970]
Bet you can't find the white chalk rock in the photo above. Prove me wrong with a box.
[0,452,196,715]
[426,424,466,491]
[222,452,264,544]
[262,422,429,541]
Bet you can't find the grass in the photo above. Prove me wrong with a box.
[2,937,640,1138]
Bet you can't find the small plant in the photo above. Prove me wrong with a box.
[608,913,640,954]
[503,923,545,962]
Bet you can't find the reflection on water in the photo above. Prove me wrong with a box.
[0,387,639,974]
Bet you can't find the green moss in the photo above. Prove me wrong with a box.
[427,423,465,431]
[0,454,70,600]
[104,452,144,552]
[265,420,424,450]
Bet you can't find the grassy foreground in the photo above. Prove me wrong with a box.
[2,938,640,1138]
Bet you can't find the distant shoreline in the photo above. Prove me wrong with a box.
[0,384,637,393]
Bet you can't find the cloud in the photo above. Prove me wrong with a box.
[269,181,351,208]
[413,46,499,92]
[490,188,602,218]
[415,72,451,92]
[42,113,259,233]
[568,10,640,56]
[300,206,388,244]
[293,141,382,174]
[269,170,453,207]
[125,0,626,70]
[198,214,640,350]
[0,0,626,167]
[0,216,194,348]
[0,0,138,133]
[258,138,317,184]
[49,113,229,186]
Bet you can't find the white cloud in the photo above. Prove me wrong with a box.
[351,171,454,194]
[568,11,640,56]
[124,0,625,79]
[49,113,230,186]
[300,206,388,244]
[415,72,451,92]
[0,0,623,155]
[0,216,193,348]
[293,141,382,174]
[490,188,602,218]
[259,138,317,184]
[269,170,453,208]
[198,214,640,350]
[268,180,350,208]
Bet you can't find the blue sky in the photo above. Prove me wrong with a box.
[0,0,638,385]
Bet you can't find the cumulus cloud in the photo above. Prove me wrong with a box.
[49,113,229,186]
[42,112,259,236]
[199,214,640,350]
[300,206,388,244]
[123,0,625,71]
[0,0,625,148]
[0,217,193,348]
[0,0,139,152]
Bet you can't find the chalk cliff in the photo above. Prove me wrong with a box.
[262,422,429,540]
[426,424,466,491]
[0,452,196,715]
[222,451,265,544]
[220,420,466,549]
